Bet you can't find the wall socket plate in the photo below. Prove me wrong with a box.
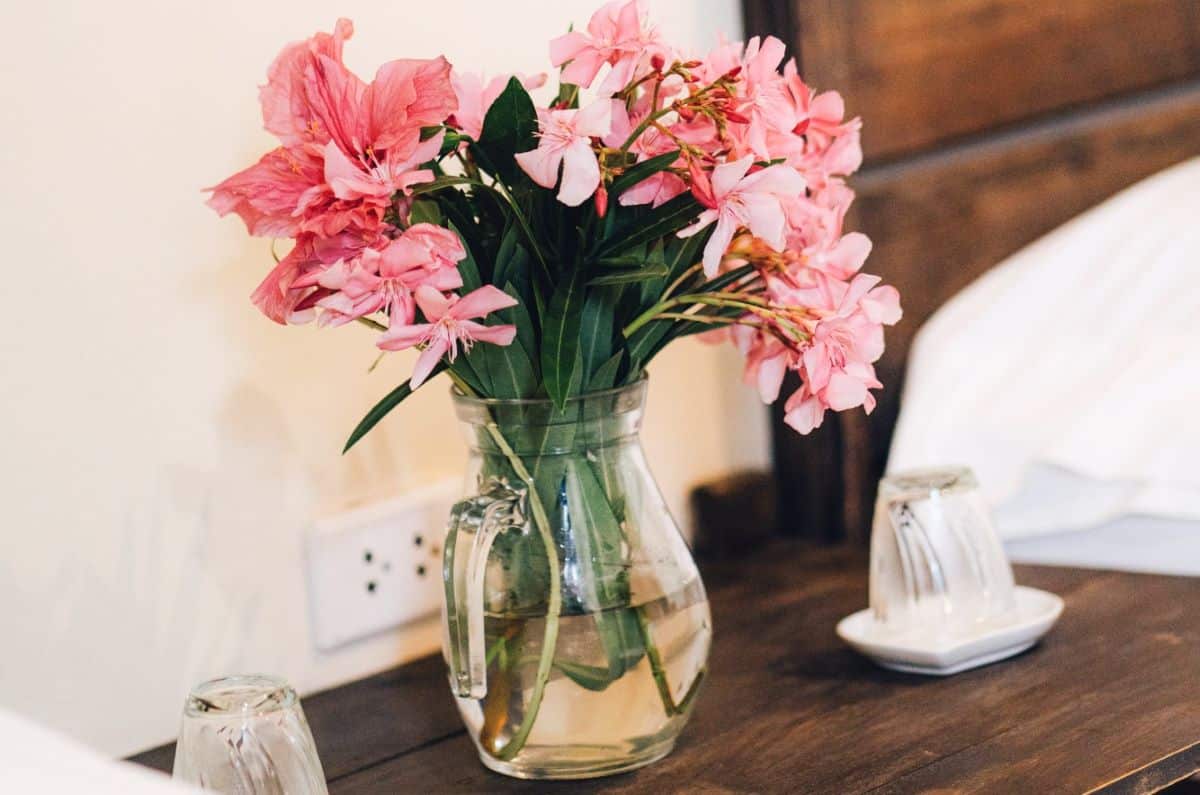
[304,479,460,651]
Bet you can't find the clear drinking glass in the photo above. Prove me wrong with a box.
[870,467,1017,634]
[172,675,327,794]
[442,379,711,779]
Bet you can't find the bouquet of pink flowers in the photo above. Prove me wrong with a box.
[208,2,900,449]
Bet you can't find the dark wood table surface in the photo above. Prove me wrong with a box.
[133,541,1200,793]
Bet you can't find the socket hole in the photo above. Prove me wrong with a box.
[416,564,427,577]
[363,549,374,564]
[413,534,424,547]
[366,580,378,594]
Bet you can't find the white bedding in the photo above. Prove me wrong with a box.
[888,158,1200,575]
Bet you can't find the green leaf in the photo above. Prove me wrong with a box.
[609,149,680,196]
[588,351,625,391]
[408,199,443,226]
[554,81,580,110]
[578,289,616,386]
[592,255,653,268]
[587,264,669,286]
[540,270,586,409]
[450,223,483,292]
[343,368,443,453]
[491,222,527,290]
[504,281,538,370]
[625,321,672,375]
[594,193,703,259]
[554,660,620,691]
[476,77,538,186]
[565,457,646,682]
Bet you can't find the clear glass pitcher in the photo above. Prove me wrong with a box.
[442,379,711,780]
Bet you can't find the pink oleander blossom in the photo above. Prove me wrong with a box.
[605,104,688,208]
[549,0,668,95]
[322,131,443,202]
[451,72,547,140]
[208,20,456,248]
[296,224,466,328]
[515,100,612,206]
[679,155,807,276]
[206,146,324,237]
[377,285,518,387]
[783,273,901,433]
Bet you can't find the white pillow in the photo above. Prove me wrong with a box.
[888,157,1200,539]
[0,707,200,794]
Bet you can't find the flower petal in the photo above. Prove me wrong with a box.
[557,138,601,206]
[408,336,449,387]
[515,146,564,190]
[700,211,738,276]
[460,320,517,346]
[449,285,518,320]
[414,284,452,320]
[376,322,432,351]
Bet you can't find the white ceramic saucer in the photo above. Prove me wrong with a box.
[836,586,1064,676]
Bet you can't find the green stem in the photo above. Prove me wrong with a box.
[481,422,562,762]
[620,106,675,151]
[635,606,705,716]
[355,316,387,333]
[622,292,769,338]
[589,443,700,721]
[663,263,703,298]
[445,371,561,760]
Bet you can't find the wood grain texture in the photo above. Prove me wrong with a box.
[129,654,463,783]
[773,0,1200,160]
[194,543,1199,793]
[773,79,1200,544]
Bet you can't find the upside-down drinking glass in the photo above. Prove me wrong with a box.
[172,675,327,795]
[870,467,1017,634]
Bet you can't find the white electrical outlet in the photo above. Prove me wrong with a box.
[304,479,460,651]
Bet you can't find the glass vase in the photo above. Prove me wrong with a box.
[441,379,711,780]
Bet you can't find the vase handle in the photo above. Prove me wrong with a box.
[443,477,528,699]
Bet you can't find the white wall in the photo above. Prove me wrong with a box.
[0,0,762,757]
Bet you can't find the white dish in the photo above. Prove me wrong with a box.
[836,586,1064,676]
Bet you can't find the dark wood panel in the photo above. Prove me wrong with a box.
[774,80,1200,544]
[315,546,1200,793]
[758,0,1200,160]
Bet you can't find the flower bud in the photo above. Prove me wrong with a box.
[650,53,666,71]
[594,186,609,218]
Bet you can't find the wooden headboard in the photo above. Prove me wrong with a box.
[744,0,1200,544]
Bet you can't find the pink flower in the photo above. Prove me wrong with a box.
[250,241,320,325]
[733,37,798,160]
[782,273,902,433]
[299,224,466,327]
[549,0,667,95]
[209,20,457,250]
[206,146,324,237]
[378,285,518,387]
[515,100,612,206]
[365,57,458,152]
[322,130,443,202]
[258,18,357,149]
[678,155,807,276]
[732,324,793,403]
[249,233,372,325]
[450,72,547,140]
[259,19,455,159]
[606,104,687,208]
